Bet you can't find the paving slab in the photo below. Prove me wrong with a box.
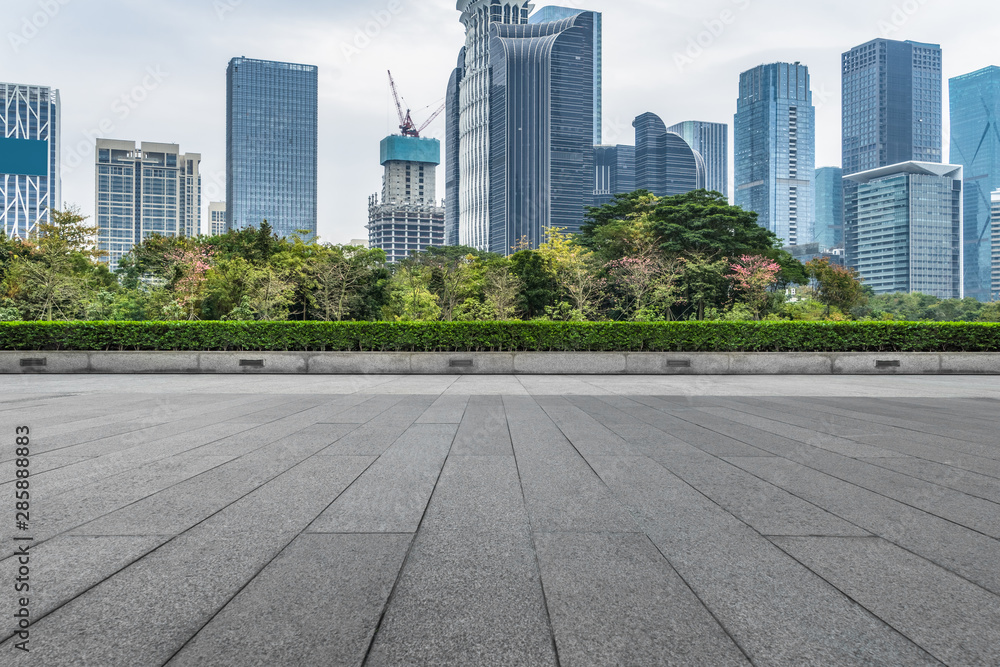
[773,536,1000,666]
[450,395,513,456]
[588,455,939,665]
[166,534,412,667]
[534,532,751,666]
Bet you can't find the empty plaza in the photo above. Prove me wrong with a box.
[1,374,999,665]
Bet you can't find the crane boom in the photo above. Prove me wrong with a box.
[387,71,437,138]
[417,103,446,135]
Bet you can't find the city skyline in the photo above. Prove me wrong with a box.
[2,0,995,245]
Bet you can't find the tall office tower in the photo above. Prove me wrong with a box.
[814,167,844,250]
[593,145,635,207]
[735,62,816,246]
[634,113,706,198]
[487,11,597,252]
[846,162,962,298]
[842,39,942,266]
[1,83,60,240]
[992,189,1000,300]
[445,48,465,247]
[367,136,445,263]
[667,120,728,197]
[227,57,318,238]
[529,6,602,144]
[456,0,534,251]
[95,140,201,272]
[208,202,227,236]
[950,66,1000,301]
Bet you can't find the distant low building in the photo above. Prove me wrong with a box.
[783,242,845,267]
[368,136,445,263]
[593,145,635,207]
[208,201,226,236]
[846,162,962,298]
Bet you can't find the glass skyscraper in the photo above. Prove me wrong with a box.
[593,145,635,207]
[1,82,60,240]
[529,6,602,145]
[992,189,1000,299]
[842,39,942,267]
[488,11,596,252]
[814,166,844,250]
[226,57,317,238]
[634,113,706,198]
[667,120,728,198]
[445,48,465,247]
[846,162,962,298]
[95,140,201,272]
[734,62,816,246]
[455,0,534,251]
[950,66,1000,302]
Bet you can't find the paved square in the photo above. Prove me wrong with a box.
[2,374,1000,665]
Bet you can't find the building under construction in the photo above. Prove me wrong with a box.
[367,73,446,263]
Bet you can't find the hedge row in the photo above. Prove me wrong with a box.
[1,321,1000,352]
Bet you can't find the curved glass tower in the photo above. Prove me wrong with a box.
[456,1,534,250]
[633,112,706,198]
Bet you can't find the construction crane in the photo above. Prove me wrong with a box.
[387,70,445,138]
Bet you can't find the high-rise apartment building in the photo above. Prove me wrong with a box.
[488,12,597,251]
[634,113,706,198]
[226,57,317,238]
[846,162,962,298]
[208,202,227,236]
[842,39,942,266]
[529,6,602,145]
[454,0,534,251]
[1,82,60,240]
[368,136,445,263]
[95,140,201,272]
[667,120,728,197]
[814,167,844,250]
[593,145,635,207]
[735,62,816,246]
[950,66,1000,301]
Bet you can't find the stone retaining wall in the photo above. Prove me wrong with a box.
[3,351,1000,374]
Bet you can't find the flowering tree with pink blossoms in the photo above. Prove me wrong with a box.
[729,255,781,320]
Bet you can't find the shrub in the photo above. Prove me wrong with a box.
[1,321,999,353]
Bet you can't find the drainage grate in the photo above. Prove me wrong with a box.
[239,359,265,368]
[876,360,901,369]
[667,360,692,368]
[449,359,474,368]
[19,358,46,367]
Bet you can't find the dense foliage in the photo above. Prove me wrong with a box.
[2,198,994,325]
[2,321,999,352]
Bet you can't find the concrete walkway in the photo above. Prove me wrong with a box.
[1,375,999,665]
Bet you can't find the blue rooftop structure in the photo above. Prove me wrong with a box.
[380,136,441,166]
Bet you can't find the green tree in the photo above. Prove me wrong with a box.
[806,258,867,317]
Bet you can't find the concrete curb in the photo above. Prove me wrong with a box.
[2,351,1000,374]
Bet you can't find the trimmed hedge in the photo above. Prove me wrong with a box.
[1,321,1000,353]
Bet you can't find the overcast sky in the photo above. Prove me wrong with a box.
[3,0,996,243]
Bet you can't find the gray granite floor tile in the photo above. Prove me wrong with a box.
[416,394,470,424]
[166,534,412,667]
[537,398,642,458]
[1,456,373,667]
[534,532,750,666]
[728,456,1000,596]
[308,424,457,533]
[589,455,939,666]
[363,528,557,667]
[773,536,1000,666]
[450,395,513,456]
